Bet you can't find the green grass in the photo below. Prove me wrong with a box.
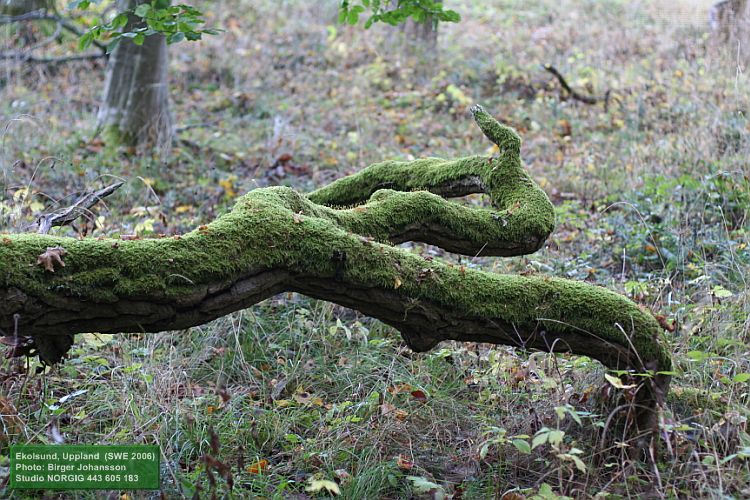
[1,0,749,498]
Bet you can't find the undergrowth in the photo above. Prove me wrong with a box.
[1,0,748,498]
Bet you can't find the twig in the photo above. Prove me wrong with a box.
[0,51,105,64]
[542,64,611,108]
[27,20,61,51]
[0,11,107,53]
[175,120,220,133]
[35,182,124,234]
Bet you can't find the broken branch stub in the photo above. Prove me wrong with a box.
[0,106,671,445]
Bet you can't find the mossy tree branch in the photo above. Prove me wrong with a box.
[0,106,671,445]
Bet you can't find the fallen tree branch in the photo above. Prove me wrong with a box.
[34,182,124,234]
[543,64,610,107]
[0,106,670,448]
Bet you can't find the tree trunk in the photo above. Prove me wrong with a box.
[0,107,671,450]
[0,0,50,15]
[97,0,172,149]
[710,0,750,64]
[385,1,439,80]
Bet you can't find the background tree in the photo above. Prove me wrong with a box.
[75,0,216,148]
[710,0,750,63]
[82,0,460,148]
[96,0,171,148]
[387,0,441,72]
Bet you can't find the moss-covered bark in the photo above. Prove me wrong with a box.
[0,106,670,445]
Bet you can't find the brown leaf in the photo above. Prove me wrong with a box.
[410,390,428,402]
[36,246,67,272]
[380,402,397,416]
[556,119,572,137]
[396,454,414,470]
[246,459,269,474]
[0,396,23,444]
[387,383,413,395]
[394,409,408,421]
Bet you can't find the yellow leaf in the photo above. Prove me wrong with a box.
[305,478,340,496]
[394,277,402,289]
[604,373,636,390]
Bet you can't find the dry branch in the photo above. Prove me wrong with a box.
[0,11,108,52]
[543,64,610,107]
[0,51,105,64]
[34,182,123,234]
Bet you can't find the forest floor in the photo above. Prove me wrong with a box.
[1,0,749,498]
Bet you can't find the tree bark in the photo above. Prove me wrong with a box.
[384,0,439,80]
[710,0,750,64]
[97,0,172,148]
[0,106,670,448]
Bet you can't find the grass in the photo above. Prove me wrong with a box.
[1,0,749,498]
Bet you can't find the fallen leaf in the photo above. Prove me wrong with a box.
[380,402,396,416]
[396,454,414,470]
[334,469,350,482]
[246,459,269,474]
[604,373,636,390]
[36,246,67,272]
[410,390,428,402]
[387,383,413,395]
[305,478,340,496]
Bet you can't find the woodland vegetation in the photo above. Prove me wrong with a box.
[0,0,749,498]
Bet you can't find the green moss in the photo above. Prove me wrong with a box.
[102,125,137,150]
[308,106,554,256]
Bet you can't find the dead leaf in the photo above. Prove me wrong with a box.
[396,454,414,470]
[0,396,23,444]
[380,402,397,416]
[306,478,340,496]
[557,119,572,137]
[387,383,413,395]
[246,459,269,474]
[334,469,350,483]
[36,246,67,272]
[410,390,428,402]
[604,373,636,390]
[394,409,408,421]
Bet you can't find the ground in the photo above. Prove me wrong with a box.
[0,0,748,498]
